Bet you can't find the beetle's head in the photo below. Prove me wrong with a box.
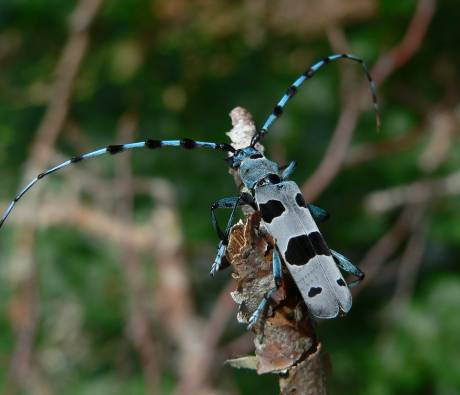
[226,146,262,169]
[227,146,280,189]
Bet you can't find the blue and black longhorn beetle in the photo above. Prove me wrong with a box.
[0,53,379,330]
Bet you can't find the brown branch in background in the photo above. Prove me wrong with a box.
[173,282,236,395]
[371,0,436,86]
[358,102,454,300]
[344,123,424,168]
[364,107,459,214]
[0,32,21,63]
[355,108,453,298]
[389,220,428,310]
[30,0,105,164]
[267,0,377,37]
[221,331,253,360]
[354,205,426,296]
[364,170,460,214]
[6,199,159,251]
[114,114,161,394]
[301,26,359,202]
[346,95,457,170]
[204,281,239,353]
[301,0,436,201]
[6,1,104,394]
[142,179,207,395]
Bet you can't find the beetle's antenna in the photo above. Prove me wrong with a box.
[0,138,235,229]
[251,53,380,146]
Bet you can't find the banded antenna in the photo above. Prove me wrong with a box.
[0,139,235,229]
[251,53,380,146]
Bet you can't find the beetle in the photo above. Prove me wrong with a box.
[0,53,379,329]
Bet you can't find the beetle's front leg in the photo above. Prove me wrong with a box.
[210,193,255,276]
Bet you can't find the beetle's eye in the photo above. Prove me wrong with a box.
[250,153,263,159]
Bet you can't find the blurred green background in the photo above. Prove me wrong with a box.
[0,0,459,394]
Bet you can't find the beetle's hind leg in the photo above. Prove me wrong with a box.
[331,249,365,288]
[247,247,283,330]
[308,204,330,223]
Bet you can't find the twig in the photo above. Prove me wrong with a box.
[226,108,327,395]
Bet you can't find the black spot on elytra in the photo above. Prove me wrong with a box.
[285,235,315,265]
[259,200,285,224]
[295,193,307,208]
[180,138,196,149]
[267,174,281,184]
[107,145,124,154]
[337,278,346,287]
[146,139,162,149]
[250,153,263,159]
[273,105,283,117]
[308,287,322,297]
[309,231,331,256]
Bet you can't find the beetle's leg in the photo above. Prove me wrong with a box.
[294,192,329,223]
[247,247,283,330]
[211,196,241,241]
[210,192,255,275]
[331,249,365,288]
[281,161,296,179]
[308,204,330,223]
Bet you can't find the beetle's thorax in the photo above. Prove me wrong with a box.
[234,149,281,190]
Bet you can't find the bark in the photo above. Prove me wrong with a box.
[225,108,328,395]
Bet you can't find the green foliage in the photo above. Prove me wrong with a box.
[0,0,459,393]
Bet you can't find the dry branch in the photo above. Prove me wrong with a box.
[226,214,327,395]
[225,108,327,395]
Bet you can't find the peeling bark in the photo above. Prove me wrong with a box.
[224,107,329,394]
[226,214,328,394]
